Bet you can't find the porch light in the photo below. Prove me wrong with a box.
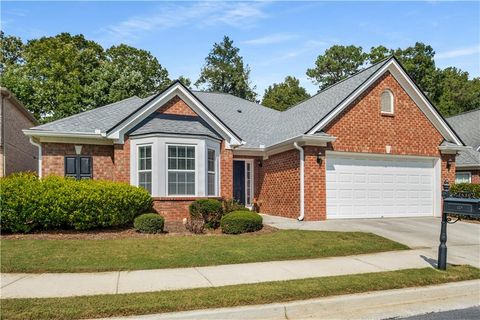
[447,158,453,170]
[257,160,263,167]
[74,145,83,155]
[316,153,323,165]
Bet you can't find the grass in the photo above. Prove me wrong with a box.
[2,265,478,320]
[1,230,408,273]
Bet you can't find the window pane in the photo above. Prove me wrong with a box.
[186,172,195,183]
[168,146,177,158]
[208,149,215,172]
[178,158,186,170]
[80,157,91,174]
[66,157,76,174]
[168,158,177,170]
[208,173,215,196]
[187,159,195,170]
[186,183,195,195]
[139,172,152,194]
[178,146,186,158]
[187,147,195,158]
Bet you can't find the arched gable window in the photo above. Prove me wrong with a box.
[380,89,394,114]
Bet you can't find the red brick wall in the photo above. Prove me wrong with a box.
[471,170,480,184]
[157,96,197,116]
[152,197,222,221]
[256,149,300,219]
[42,143,115,180]
[113,138,130,183]
[220,141,233,199]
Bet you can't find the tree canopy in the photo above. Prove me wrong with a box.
[195,36,257,101]
[0,33,170,122]
[262,76,310,111]
[306,42,480,116]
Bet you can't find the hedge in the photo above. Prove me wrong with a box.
[0,173,152,233]
[450,183,480,198]
[134,214,164,233]
[189,199,223,229]
[220,211,263,234]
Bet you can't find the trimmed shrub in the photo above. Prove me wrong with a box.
[189,199,223,229]
[134,214,164,233]
[222,199,248,214]
[451,183,480,198]
[0,173,152,233]
[221,211,263,234]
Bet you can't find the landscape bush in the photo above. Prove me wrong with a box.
[0,173,152,233]
[134,214,164,233]
[185,216,205,234]
[451,183,480,198]
[189,199,223,229]
[220,210,263,234]
[222,199,248,214]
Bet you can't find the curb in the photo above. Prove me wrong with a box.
[101,280,480,320]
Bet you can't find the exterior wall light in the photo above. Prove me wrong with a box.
[317,153,323,165]
[74,145,83,155]
[447,158,453,170]
[257,160,263,168]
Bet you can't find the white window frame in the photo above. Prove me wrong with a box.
[137,144,153,194]
[455,172,472,184]
[207,148,217,196]
[380,89,394,115]
[166,144,197,196]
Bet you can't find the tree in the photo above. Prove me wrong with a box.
[368,45,391,64]
[177,75,192,88]
[1,33,105,121]
[0,31,24,73]
[262,76,310,111]
[437,68,480,116]
[94,44,170,105]
[195,36,257,101]
[306,45,367,90]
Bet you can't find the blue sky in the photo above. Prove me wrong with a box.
[2,1,479,96]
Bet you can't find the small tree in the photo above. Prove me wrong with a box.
[262,76,310,111]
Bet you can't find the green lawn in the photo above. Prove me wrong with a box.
[1,230,408,273]
[2,266,478,320]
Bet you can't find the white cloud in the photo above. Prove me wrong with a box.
[99,1,268,44]
[436,44,480,59]
[242,33,298,45]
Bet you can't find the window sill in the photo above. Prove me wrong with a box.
[381,112,395,117]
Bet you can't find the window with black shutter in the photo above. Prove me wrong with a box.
[65,156,92,179]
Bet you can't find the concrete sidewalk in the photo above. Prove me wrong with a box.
[1,249,438,298]
[101,280,480,320]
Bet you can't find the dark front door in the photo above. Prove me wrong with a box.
[233,161,245,205]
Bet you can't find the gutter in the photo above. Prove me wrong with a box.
[23,129,106,139]
[29,137,42,178]
[293,142,305,221]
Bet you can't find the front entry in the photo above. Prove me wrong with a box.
[233,161,245,204]
[233,159,253,206]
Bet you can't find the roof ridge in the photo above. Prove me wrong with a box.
[34,96,140,129]
[446,108,480,119]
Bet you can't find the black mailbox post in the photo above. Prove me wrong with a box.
[438,180,480,270]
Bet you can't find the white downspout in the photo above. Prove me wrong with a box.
[293,142,304,221]
[29,137,42,178]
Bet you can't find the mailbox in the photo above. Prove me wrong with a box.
[443,197,480,218]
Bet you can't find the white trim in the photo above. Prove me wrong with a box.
[326,150,438,161]
[107,83,242,146]
[307,59,463,146]
[293,142,305,221]
[137,144,153,194]
[23,129,106,139]
[29,138,42,178]
[455,172,472,184]
[233,158,254,207]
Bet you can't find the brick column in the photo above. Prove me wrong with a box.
[220,141,233,198]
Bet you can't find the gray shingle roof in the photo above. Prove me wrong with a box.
[28,58,399,148]
[446,109,480,167]
[129,113,222,140]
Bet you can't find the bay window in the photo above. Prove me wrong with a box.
[207,148,216,196]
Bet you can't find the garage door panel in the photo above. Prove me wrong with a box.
[326,154,435,219]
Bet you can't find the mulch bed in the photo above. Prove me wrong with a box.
[0,222,278,240]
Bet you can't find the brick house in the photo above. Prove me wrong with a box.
[0,87,38,177]
[24,57,466,221]
[446,109,480,184]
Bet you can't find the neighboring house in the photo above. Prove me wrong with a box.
[24,57,466,221]
[0,87,38,177]
[446,109,480,184]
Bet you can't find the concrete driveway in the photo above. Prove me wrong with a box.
[262,215,480,268]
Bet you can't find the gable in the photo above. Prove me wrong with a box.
[156,96,198,117]
[106,82,243,146]
[325,71,444,157]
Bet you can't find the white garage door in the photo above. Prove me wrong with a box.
[326,153,436,219]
